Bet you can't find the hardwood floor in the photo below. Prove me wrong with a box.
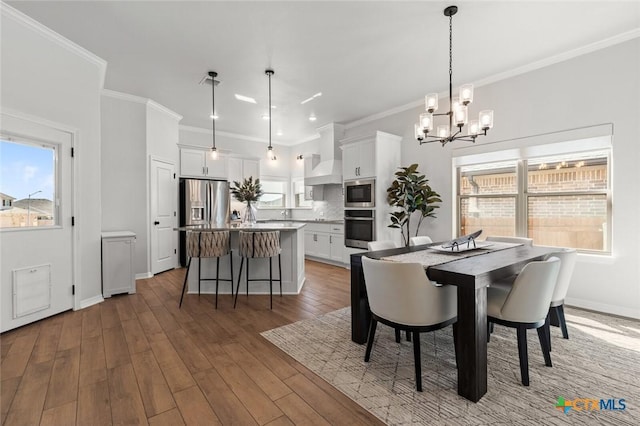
[1,260,383,426]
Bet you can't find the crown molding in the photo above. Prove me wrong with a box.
[1,2,107,89]
[147,100,183,122]
[102,89,183,121]
[345,28,640,131]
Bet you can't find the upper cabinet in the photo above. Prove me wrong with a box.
[179,148,228,179]
[342,140,375,181]
[228,157,260,184]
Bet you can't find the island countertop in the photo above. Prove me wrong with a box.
[175,222,306,232]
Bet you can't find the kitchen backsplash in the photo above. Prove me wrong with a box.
[256,183,344,221]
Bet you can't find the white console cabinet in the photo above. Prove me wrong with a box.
[101,231,136,298]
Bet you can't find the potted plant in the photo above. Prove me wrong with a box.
[231,176,263,224]
[387,164,442,247]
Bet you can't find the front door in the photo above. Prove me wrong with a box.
[0,113,74,332]
[150,157,177,274]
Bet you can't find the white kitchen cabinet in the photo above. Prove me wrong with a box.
[180,148,228,179]
[304,223,345,265]
[101,231,136,298]
[228,157,260,184]
[342,140,375,180]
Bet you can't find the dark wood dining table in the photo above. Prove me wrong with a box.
[350,243,557,402]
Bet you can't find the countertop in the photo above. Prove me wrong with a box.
[258,219,344,225]
[175,222,306,232]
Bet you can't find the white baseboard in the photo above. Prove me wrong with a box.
[136,272,153,280]
[565,297,640,320]
[79,295,104,309]
[305,256,348,269]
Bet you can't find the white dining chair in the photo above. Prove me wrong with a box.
[486,236,534,246]
[545,248,577,349]
[487,256,560,386]
[410,236,433,246]
[362,256,457,392]
[367,240,400,251]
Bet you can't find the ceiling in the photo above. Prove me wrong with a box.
[7,1,640,145]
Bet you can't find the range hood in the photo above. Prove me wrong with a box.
[304,123,345,186]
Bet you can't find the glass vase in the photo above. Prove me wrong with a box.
[243,202,257,225]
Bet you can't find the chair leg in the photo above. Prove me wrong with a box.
[269,256,273,310]
[516,326,529,386]
[412,331,422,392]
[487,321,492,343]
[556,305,569,339]
[215,257,220,309]
[537,325,553,367]
[246,259,250,299]
[179,257,192,308]
[395,329,401,343]
[278,254,282,297]
[229,253,234,305]
[234,257,244,309]
[198,257,201,296]
[364,318,377,362]
[406,331,411,342]
[545,312,552,352]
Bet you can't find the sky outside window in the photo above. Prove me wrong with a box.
[0,139,55,201]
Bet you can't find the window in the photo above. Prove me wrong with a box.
[457,149,611,253]
[257,180,286,208]
[0,138,57,229]
[292,179,312,208]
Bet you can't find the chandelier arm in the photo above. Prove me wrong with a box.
[448,12,453,134]
[433,112,449,117]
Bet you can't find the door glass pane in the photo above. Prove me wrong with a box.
[528,194,607,251]
[528,152,608,193]
[0,139,57,228]
[460,161,517,195]
[460,197,515,239]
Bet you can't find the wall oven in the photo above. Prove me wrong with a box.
[344,210,375,249]
[344,179,375,208]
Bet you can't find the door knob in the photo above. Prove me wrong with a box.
[154,221,160,225]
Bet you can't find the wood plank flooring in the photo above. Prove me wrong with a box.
[1,260,384,426]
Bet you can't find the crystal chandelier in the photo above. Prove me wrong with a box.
[415,5,494,146]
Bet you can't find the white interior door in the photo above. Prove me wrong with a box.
[150,157,177,274]
[0,113,74,332]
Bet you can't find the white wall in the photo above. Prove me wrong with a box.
[101,95,148,275]
[1,5,105,306]
[101,93,181,277]
[341,38,640,318]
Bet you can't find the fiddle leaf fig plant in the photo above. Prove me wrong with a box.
[387,164,442,247]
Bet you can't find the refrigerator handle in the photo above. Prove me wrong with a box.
[206,182,211,223]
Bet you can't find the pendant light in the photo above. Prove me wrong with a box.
[265,69,276,160]
[209,71,219,159]
[415,5,494,146]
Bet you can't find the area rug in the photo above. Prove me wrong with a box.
[262,307,640,425]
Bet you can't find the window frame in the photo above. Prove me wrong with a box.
[456,146,612,254]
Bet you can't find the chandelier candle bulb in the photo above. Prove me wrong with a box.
[419,112,433,132]
[455,105,468,126]
[415,124,424,140]
[480,110,494,130]
[460,84,474,105]
[425,94,438,113]
[437,125,450,138]
[468,120,480,136]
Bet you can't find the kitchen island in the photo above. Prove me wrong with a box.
[176,222,306,297]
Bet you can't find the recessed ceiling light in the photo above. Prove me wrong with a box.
[235,94,257,104]
[309,115,317,121]
[262,114,270,120]
[210,113,219,120]
[276,130,283,136]
[271,105,277,109]
[301,92,322,105]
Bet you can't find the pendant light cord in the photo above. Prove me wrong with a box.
[268,71,272,150]
[448,13,453,130]
[210,71,217,151]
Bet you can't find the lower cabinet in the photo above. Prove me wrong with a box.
[304,223,345,265]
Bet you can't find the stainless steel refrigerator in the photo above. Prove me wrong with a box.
[179,178,230,266]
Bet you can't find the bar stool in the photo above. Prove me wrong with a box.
[179,230,233,309]
[234,230,282,309]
